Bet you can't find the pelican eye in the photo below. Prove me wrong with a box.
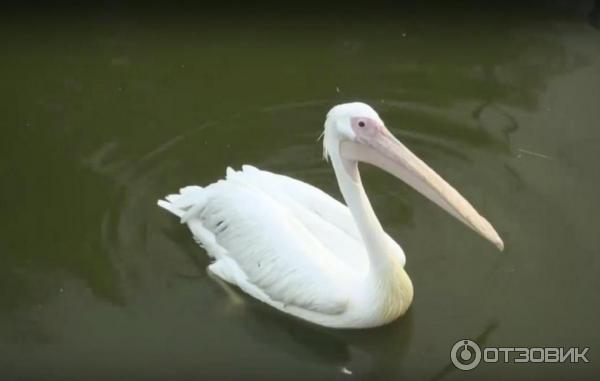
[358,121,366,127]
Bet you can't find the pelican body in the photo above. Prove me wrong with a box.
[158,102,503,329]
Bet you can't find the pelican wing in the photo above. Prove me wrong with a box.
[158,170,354,315]
[225,165,370,270]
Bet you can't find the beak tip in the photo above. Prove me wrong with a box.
[491,235,504,252]
[495,240,505,252]
[481,220,504,251]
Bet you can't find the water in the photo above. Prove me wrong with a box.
[1,4,599,380]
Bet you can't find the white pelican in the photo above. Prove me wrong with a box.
[158,102,503,329]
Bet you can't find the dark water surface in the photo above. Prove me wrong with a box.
[1,3,599,380]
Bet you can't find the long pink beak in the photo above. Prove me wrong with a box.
[340,128,504,251]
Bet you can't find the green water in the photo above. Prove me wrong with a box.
[1,6,599,380]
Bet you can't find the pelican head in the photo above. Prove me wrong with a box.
[323,102,504,251]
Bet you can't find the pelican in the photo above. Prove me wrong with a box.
[158,102,503,329]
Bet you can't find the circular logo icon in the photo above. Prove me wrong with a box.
[451,339,482,371]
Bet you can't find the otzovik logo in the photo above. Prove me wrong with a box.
[451,340,482,370]
[450,339,590,371]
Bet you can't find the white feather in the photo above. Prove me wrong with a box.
[159,166,359,316]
